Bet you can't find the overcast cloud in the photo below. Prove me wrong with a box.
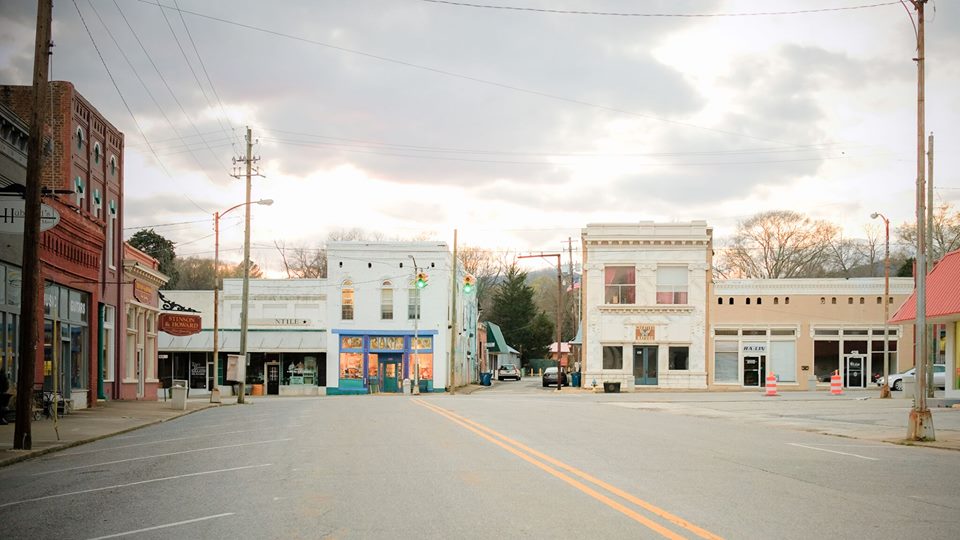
[1,0,958,274]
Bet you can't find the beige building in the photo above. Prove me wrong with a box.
[710,279,915,390]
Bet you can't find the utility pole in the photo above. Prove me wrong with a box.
[925,132,935,398]
[14,0,52,451]
[449,229,458,394]
[908,0,934,441]
[232,126,261,404]
[567,237,578,375]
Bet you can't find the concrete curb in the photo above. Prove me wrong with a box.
[0,402,225,469]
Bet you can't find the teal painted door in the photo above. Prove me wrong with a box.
[379,354,402,393]
[633,346,657,386]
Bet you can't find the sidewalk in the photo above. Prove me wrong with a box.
[0,397,231,468]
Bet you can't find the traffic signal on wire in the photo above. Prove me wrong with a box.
[415,271,429,289]
[463,274,476,294]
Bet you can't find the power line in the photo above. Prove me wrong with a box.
[135,0,800,147]
[87,0,229,190]
[71,0,210,215]
[418,0,901,17]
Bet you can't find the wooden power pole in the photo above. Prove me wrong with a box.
[13,0,53,451]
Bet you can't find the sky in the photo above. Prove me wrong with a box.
[1,0,958,276]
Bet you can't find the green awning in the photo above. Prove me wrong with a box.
[485,321,509,353]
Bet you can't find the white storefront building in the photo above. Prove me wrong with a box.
[580,222,712,390]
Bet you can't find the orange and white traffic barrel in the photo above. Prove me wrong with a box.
[830,370,843,395]
[765,373,779,396]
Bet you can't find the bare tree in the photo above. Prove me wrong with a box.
[896,201,960,264]
[274,240,326,278]
[719,210,838,278]
[825,231,865,278]
[860,223,883,277]
[458,245,505,318]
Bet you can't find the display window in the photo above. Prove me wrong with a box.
[370,336,404,350]
[340,352,363,379]
[341,336,362,349]
[412,336,432,350]
[367,354,379,378]
[415,353,433,380]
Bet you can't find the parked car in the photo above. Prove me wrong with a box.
[877,365,946,391]
[497,364,521,381]
[542,367,568,387]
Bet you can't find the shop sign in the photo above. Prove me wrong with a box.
[742,343,767,354]
[158,313,202,336]
[635,324,656,342]
[134,280,153,304]
[249,318,310,327]
[0,201,60,233]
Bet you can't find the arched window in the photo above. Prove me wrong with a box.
[381,281,393,320]
[859,297,865,305]
[756,298,762,305]
[341,280,354,320]
[848,297,853,305]
[110,155,117,176]
[76,127,84,150]
[773,297,779,305]
[831,297,837,305]
[877,297,882,304]
[717,297,723,305]
[746,298,751,305]
[785,297,790,305]
[728,297,734,305]
[93,141,101,164]
[820,297,826,304]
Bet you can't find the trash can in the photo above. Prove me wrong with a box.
[171,384,187,410]
[480,372,492,386]
[571,372,581,388]
[402,378,412,395]
[603,382,621,393]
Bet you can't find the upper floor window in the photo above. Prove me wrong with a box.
[604,266,635,304]
[76,127,84,150]
[93,141,101,164]
[341,280,354,320]
[408,286,421,320]
[656,266,688,304]
[109,155,117,176]
[381,281,393,320]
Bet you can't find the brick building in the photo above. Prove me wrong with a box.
[0,81,125,408]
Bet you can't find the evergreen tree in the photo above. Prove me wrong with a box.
[129,229,179,288]
[489,264,553,365]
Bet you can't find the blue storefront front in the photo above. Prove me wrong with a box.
[328,329,441,395]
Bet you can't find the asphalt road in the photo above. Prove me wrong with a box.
[0,386,958,539]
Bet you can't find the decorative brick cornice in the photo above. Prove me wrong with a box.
[598,304,695,315]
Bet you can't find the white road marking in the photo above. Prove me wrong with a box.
[33,438,292,475]
[85,512,235,539]
[0,464,270,508]
[788,443,880,461]
[56,429,264,456]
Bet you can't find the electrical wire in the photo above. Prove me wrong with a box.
[71,0,210,215]
[418,0,901,17]
[135,0,802,147]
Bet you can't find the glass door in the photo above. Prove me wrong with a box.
[743,356,766,387]
[379,354,402,393]
[844,355,866,388]
[633,346,658,386]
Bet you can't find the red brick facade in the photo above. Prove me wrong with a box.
[0,81,125,407]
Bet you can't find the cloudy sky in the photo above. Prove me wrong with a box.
[1,0,958,274]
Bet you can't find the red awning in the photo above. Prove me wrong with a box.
[890,249,960,323]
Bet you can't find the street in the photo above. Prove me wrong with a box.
[0,386,959,539]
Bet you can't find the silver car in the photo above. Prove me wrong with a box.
[497,363,521,381]
[877,365,946,391]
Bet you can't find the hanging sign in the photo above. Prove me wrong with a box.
[158,313,202,336]
[0,201,60,233]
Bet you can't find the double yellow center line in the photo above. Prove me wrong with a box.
[413,399,722,540]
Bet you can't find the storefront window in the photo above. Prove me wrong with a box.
[6,267,21,306]
[370,336,404,350]
[103,306,115,381]
[367,354,379,378]
[669,347,689,370]
[412,336,432,350]
[340,352,362,379]
[341,336,362,349]
[70,325,85,388]
[415,353,433,380]
[2,313,17,382]
[602,346,623,369]
[44,284,58,318]
[770,341,796,382]
[714,341,738,383]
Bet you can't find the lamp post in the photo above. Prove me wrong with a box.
[212,199,272,403]
[871,212,891,399]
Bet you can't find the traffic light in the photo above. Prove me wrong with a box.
[463,274,476,294]
[415,271,429,289]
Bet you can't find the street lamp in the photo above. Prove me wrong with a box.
[212,198,273,403]
[871,212,891,399]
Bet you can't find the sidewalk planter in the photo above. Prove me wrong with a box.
[603,382,621,393]
[251,384,264,396]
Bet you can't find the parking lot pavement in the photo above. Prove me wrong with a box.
[0,398,227,468]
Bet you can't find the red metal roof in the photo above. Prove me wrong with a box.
[890,249,960,323]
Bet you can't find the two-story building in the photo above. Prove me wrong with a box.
[580,222,713,390]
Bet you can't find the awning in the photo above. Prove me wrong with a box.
[160,330,326,353]
[890,249,960,323]
[485,321,509,353]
